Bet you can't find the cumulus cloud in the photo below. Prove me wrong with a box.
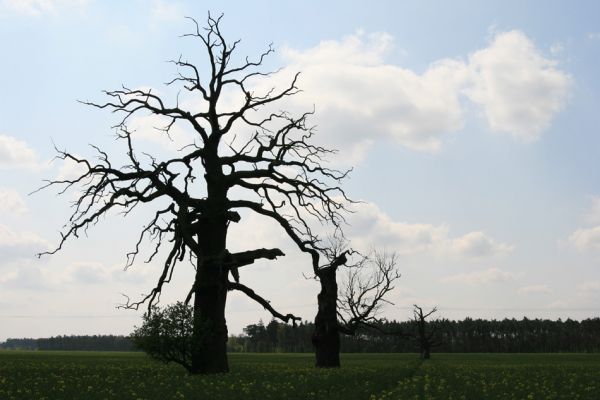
[64,261,151,285]
[449,231,514,258]
[243,29,570,162]
[55,156,87,181]
[465,30,571,141]
[0,187,27,215]
[0,224,50,262]
[346,201,512,258]
[518,284,552,295]
[0,264,55,291]
[92,29,569,166]
[273,32,469,155]
[0,259,151,292]
[0,134,40,170]
[568,226,600,251]
[346,202,449,254]
[0,0,89,17]
[442,267,514,285]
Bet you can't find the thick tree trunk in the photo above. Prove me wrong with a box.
[312,266,340,368]
[190,258,229,374]
[190,156,230,374]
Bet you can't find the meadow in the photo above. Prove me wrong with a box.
[0,352,598,399]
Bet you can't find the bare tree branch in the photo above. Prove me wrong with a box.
[228,282,301,325]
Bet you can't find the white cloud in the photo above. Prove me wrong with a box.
[243,29,570,163]
[0,0,89,17]
[0,224,50,262]
[0,187,27,215]
[0,264,54,291]
[346,202,450,254]
[518,284,552,295]
[346,201,512,258]
[465,30,571,141]
[0,134,40,170]
[442,267,514,285]
[64,261,151,285]
[274,32,468,155]
[55,155,87,181]
[449,231,514,258]
[568,226,600,251]
[0,259,151,292]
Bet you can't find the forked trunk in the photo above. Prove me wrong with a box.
[312,266,340,368]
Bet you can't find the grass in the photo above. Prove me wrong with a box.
[0,352,599,399]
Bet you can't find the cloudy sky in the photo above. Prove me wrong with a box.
[1,0,599,340]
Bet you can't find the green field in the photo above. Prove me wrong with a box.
[0,352,599,399]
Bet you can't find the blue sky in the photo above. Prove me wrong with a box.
[0,0,599,340]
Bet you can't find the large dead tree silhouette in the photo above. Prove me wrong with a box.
[312,241,400,368]
[37,15,350,374]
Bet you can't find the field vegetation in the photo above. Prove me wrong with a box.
[0,352,598,399]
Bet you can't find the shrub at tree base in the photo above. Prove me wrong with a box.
[131,302,194,372]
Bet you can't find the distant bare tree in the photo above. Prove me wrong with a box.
[412,304,441,359]
[37,14,350,374]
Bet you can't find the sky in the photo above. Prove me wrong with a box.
[0,0,599,340]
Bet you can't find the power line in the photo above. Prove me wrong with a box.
[436,307,600,312]
[0,307,597,319]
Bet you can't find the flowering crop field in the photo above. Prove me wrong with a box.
[374,354,600,400]
[0,352,598,399]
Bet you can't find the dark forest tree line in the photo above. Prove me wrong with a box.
[231,317,600,354]
[0,335,134,351]
[2,317,599,353]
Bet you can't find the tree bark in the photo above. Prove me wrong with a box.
[312,266,340,368]
[190,152,230,374]
[191,255,229,374]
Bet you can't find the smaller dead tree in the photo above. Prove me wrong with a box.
[412,304,441,360]
[312,243,400,368]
